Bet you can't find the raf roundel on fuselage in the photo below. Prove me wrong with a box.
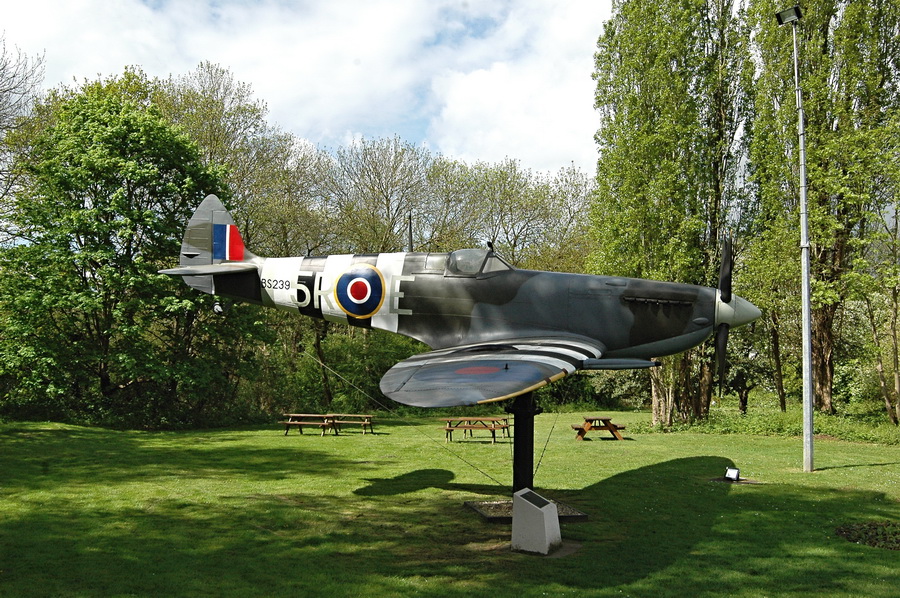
[334,263,386,319]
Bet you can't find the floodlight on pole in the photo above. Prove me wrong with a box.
[776,5,814,473]
[775,6,802,25]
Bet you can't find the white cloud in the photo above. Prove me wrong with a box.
[2,0,610,173]
[429,1,607,172]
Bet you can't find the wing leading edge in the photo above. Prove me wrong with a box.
[379,338,604,407]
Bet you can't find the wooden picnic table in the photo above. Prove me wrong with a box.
[280,413,374,436]
[441,417,510,443]
[571,416,625,441]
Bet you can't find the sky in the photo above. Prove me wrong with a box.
[3,0,612,174]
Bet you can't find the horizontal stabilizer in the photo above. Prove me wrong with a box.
[159,263,258,277]
[582,358,661,370]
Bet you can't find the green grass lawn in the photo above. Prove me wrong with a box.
[1,412,898,597]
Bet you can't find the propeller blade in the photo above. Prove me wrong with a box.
[715,323,730,392]
[718,237,733,304]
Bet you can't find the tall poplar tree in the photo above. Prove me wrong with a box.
[591,0,751,424]
[747,0,900,412]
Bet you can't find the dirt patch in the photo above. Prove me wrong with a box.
[464,499,588,523]
[836,521,900,550]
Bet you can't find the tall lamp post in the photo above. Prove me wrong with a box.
[776,5,814,472]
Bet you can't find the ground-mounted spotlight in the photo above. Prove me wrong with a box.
[213,301,226,315]
[724,467,741,482]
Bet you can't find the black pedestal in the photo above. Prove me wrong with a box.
[505,392,542,492]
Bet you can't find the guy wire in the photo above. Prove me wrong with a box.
[299,350,509,489]
[533,409,560,482]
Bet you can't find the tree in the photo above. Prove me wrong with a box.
[854,115,900,424]
[741,223,799,411]
[324,136,431,253]
[418,156,483,252]
[0,71,266,427]
[591,0,751,425]
[155,62,297,244]
[747,0,900,413]
[0,35,44,241]
[248,140,335,257]
[472,158,554,267]
[526,164,595,273]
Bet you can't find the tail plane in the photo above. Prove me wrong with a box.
[160,195,259,294]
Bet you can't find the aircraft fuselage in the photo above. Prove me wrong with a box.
[212,249,720,361]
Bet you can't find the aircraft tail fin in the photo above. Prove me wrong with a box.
[159,194,259,294]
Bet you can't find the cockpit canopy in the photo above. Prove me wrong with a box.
[445,248,513,277]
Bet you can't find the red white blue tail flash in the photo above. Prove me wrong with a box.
[213,224,244,261]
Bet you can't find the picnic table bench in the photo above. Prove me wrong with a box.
[572,416,625,440]
[329,413,375,434]
[442,417,510,443]
[281,414,333,436]
[280,413,374,436]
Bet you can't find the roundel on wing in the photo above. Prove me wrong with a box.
[334,263,386,318]
[456,366,502,375]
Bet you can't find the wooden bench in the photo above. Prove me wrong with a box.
[329,414,374,434]
[281,414,335,436]
[573,416,625,440]
[281,413,375,436]
[442,417,510,443]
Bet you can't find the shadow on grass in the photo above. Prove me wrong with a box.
[0,424,363,491]
[354,468,507,498]
[349,458,739,586]
[547,457,900,595]
[2,425,898,597]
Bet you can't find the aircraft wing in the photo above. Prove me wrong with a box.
[379,338,603,407]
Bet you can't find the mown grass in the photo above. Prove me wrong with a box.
[1,411,898,597]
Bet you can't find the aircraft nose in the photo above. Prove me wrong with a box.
[715,292,762,328]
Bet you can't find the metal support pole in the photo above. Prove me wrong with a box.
[791,21,815,472]
[506,392,542,492]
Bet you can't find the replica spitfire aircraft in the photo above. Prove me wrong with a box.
[160,195,761,409]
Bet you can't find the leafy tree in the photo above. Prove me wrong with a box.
[854,114,900,424]
[591,0,751,425]
[0,71,267,427]
[747,0,900,413]
[740,223,800,410]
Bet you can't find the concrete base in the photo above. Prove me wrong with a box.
[510,488,562,555]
